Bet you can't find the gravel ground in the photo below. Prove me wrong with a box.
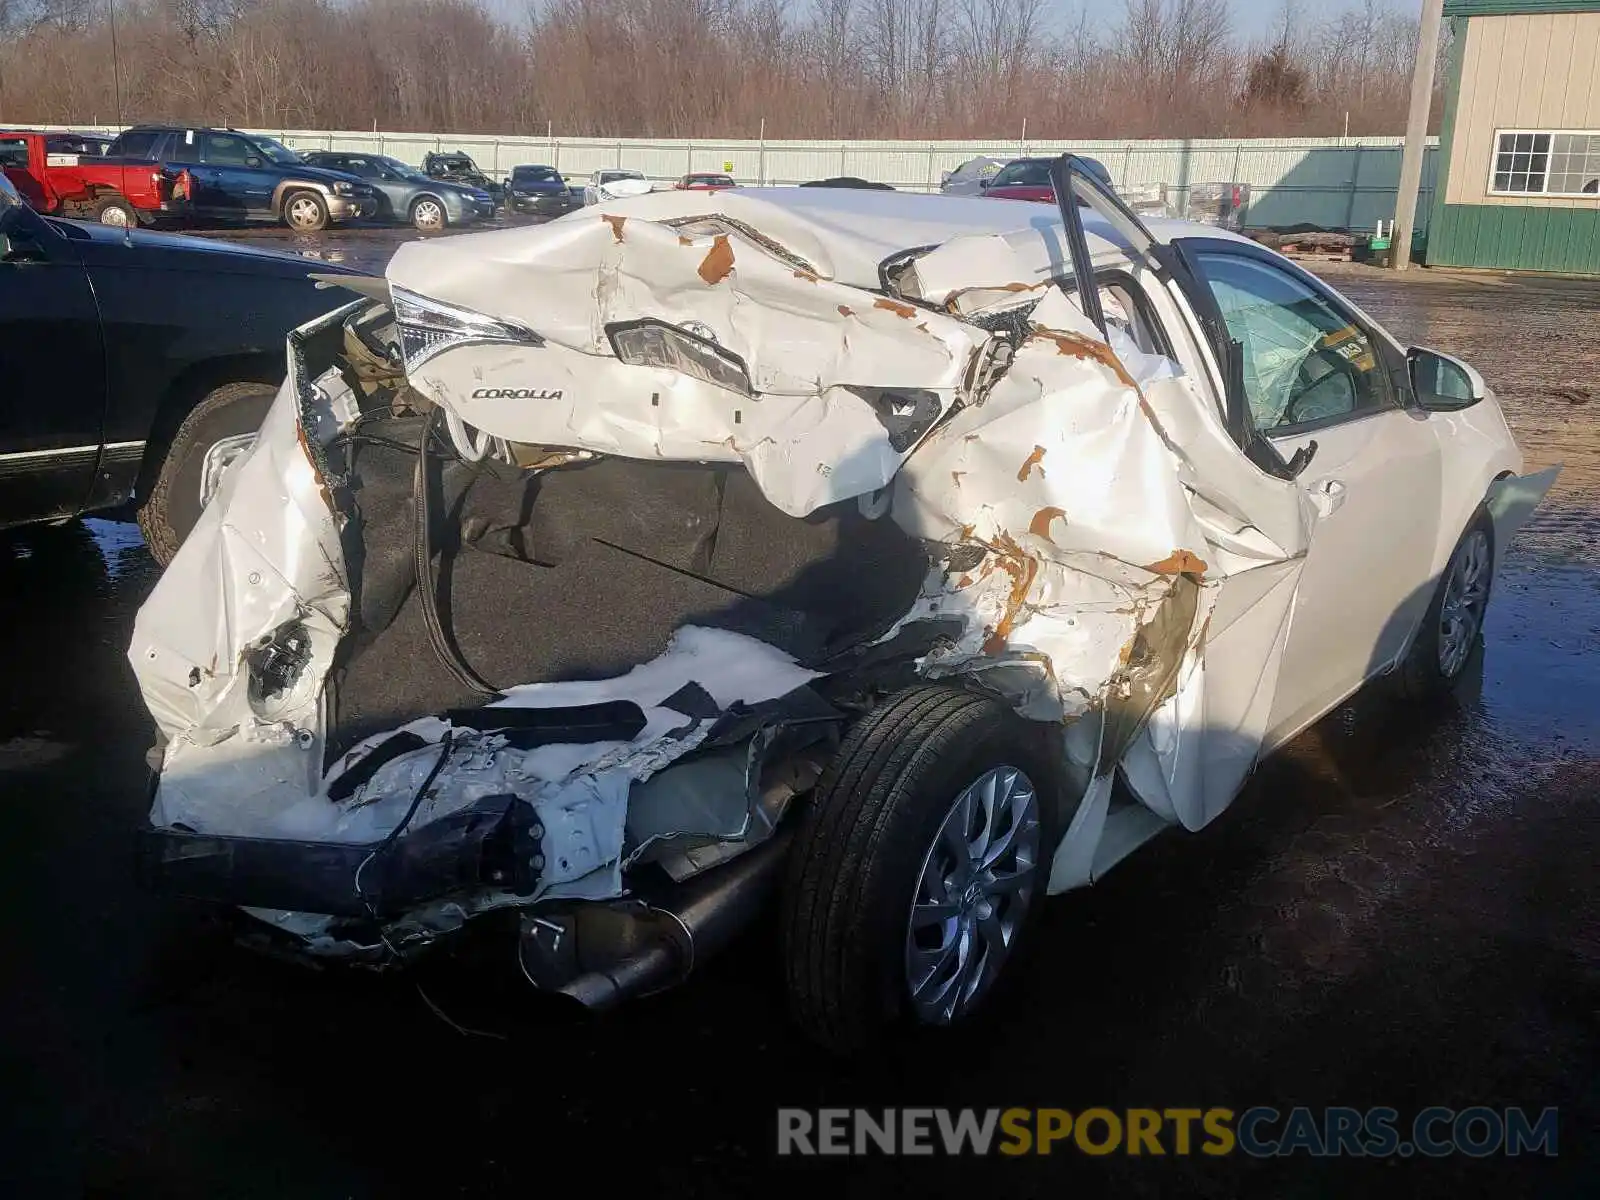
[1,226,1595,1198]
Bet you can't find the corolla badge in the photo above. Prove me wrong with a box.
[471,387,565,400]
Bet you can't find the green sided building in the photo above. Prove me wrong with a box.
[1428,0,1600,274]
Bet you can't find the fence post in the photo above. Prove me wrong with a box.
[1343,144,1364,231]
[616,140,623,168]
[927,142,935,192]
[840,141,846,176]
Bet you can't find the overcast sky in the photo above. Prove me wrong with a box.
[486,0,1424,40]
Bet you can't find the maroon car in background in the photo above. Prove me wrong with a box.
[982,155,1113,201]
[676,172,736,191]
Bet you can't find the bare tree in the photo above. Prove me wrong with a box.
[0,0,1438,140]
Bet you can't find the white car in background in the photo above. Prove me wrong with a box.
[582,167,652,205]
[132,159,1556,1054]
[940,155,1010,195]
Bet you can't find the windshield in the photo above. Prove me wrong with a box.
[377,155,429,182]
[601,171,642,183]
[253,136,304,166]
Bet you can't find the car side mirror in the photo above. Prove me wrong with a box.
[1408,347,1486,412]
[979,177,990,188]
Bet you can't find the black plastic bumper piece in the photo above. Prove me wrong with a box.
[137,793,543,919]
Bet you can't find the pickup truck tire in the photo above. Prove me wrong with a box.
[410,197,448,232]
[781,685,1061,1054]
[283,190,329,233]
[92,195,138,227]
[137,381,278,566]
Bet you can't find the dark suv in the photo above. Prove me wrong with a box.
[103,125,379,231]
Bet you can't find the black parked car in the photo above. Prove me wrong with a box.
[504,163,577,217]
[301,151,494,231]
[0,172,353,563]
[421,150,504,209]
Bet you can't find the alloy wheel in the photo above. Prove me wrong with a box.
[414,199,445,232]
[1439,528,1491,678]
[905,765,1041,1025]
[287,196,323,231]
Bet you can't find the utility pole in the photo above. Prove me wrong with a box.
[1392,0,1445,270]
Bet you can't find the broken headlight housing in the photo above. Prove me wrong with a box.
[607,319,752,397]
[392,285,545,374]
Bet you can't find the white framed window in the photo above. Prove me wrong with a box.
[1490,130,1600,197]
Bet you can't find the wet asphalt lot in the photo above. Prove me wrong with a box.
[2,221,1597,1198]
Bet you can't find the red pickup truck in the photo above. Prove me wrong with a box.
[0,129,188,227]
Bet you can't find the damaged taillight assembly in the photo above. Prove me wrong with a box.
[391,285,545,374]
[607,319,753,397]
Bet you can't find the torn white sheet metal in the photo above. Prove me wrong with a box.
[130,187,1547,939]
[1487,465,1560,556]
[390,208,989,517]
[881,282,1314,882]
[127,196,1310,921]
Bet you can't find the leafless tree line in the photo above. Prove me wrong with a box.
[0,0,1434,138]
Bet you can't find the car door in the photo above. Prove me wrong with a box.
[198,131,273,220]
[1172,240,1444,747]
[0,180,108,526]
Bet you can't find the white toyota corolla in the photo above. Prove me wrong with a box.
[131,159,1556,1051]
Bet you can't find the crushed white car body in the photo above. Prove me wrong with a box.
[130,159,1557,1049]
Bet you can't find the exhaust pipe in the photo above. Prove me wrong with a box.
[517,828,794,1011]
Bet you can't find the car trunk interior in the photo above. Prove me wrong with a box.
[322,404,931,763]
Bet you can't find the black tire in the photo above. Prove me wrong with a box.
[1394,506,1496,700]
[282,189,329,233]
[91,194,138,227]
[137,382,278,566]
[782,685,1063,1053]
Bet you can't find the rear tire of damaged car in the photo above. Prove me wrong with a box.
[781,685,1063,1055]
[283,189,329,233]
[137,381,279,567]
[1393,505,1496,700]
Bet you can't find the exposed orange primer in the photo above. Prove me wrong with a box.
[295,420,333,511]
[874,297,918,319]
[982,532,1039,655]
[1146,549,1209,576]
[1029,506,1065,540]
[603,214,626,242]
[678,235,694,246]
[956,574,973,588]
[793,269,820,282]
[837,304,854,317]
[1030,328,1139,390]
[1017,444,1047,482]
[698,235,735,284]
